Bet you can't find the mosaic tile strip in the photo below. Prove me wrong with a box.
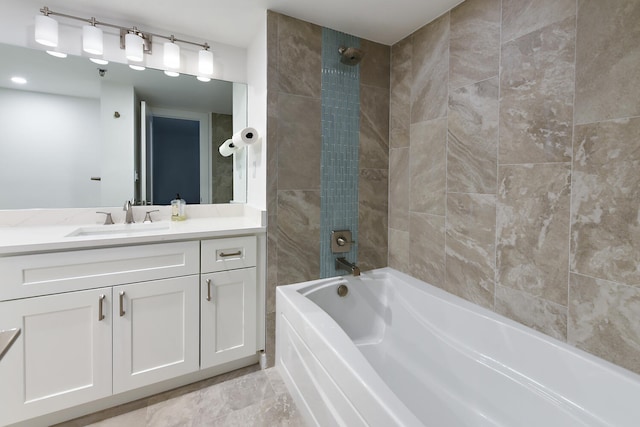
[320,28,360,277]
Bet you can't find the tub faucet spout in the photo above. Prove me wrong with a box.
[336,257,360,276]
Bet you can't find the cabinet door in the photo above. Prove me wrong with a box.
[0,288,112,426]
[113,276,199,394]
[201,268,257,369]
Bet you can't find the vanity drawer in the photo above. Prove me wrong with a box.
[0,241,199,301]
[201,236,256,273]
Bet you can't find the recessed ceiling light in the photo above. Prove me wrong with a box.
[164,70,179,77]
[11,76,27,84]
[129,64,145,71]
[197,76,211,82]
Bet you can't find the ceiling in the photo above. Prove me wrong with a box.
[38,0,464,48]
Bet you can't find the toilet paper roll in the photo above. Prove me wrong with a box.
[218,139,236,157]
[231,127,258,149]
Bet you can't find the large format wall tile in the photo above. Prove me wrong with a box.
[411,13,449,124]
[360,39,390,90]
[359,168,389,271]
[410,212,445,287]
[388,228,410,274]
[277,190,321,285]
[276,14,322,98]
[390,37,412,149]
[574,0,640,124]
[449,0,500,89]
[499,17,575,165]
[448,77,499,194]
[445,193,496,309]
[571,118,640,286]
[496,285,567,341]
[267,214,278,313]
[410,118,447,216]
[389,147,410,231]
[569,273,640,375]
[360,85,390,170]
[502,0,576,43]
[276,93,321,190]
[497,163,571,306]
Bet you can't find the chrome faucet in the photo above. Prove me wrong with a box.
[123,200,135,224]
[335,257,360,276]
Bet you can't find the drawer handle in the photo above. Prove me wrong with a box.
[119,291,126,317]
[219,250,242,258]
[98,294,106,321]
[206,279,212,302]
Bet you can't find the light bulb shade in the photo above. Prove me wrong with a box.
[35,14,58,47]
[199,49,214,75]
[83,25,103,55]
[164,42,180,70]
[125,33,144,62]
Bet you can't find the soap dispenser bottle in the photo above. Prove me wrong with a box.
[170,193,186,221]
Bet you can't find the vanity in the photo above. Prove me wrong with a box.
[0,205,266,427]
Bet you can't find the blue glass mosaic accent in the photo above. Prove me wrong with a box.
[320,28,360,278]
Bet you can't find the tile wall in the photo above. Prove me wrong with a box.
[211,113,233,203]
[265,12,390,363]
[389,0,640,374]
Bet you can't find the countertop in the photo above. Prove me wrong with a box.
[0,216,265,256]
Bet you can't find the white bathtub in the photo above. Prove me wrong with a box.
[275,267,640,427]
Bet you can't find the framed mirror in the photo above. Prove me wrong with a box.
[0,42,247,209]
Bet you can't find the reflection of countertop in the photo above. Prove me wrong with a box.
[0,208,266,256]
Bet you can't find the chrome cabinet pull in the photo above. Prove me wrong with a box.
[98,294,106,321]
[119,291,126,317]
[0,328,21,361]
[206,279,212,301]
[219,250,242,258]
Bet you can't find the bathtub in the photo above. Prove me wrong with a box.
[275,268,640,427]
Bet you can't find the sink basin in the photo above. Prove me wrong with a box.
[66,223,171,238]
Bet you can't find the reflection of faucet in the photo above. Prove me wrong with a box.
[336,257,360,276]
[123,200,135,224]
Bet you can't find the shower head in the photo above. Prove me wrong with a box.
[338,46,365,66]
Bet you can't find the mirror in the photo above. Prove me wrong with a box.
[0,42,247,209]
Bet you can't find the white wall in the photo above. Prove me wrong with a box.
[0,0,247,83]
[245,16,267,210]
[0,88,101,208]
[100,81,135,206]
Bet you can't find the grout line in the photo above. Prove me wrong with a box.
[566,0,579,342]
[444,10,451,289]
[494,0,503,311]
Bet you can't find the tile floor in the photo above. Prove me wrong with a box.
[55,366,307,427]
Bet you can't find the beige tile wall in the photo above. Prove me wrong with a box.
[389,0,640,374]
[266,12,390,363]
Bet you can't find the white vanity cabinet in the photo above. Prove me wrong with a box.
[200,236,257,369]
[0,232,263,427]
[0,287,113,426]
[112,275,200,394]
[0,241,200,426]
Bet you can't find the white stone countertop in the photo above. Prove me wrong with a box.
[0,205,266,255]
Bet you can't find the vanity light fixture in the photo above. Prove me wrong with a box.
[163,36,180,74]
[129,63,146,71]
[197,45,214,81]
[11,76,27,85]
[34,8,58,47]
[34,6,214,82]
[82,19,103,56]
[125,30,144,62]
